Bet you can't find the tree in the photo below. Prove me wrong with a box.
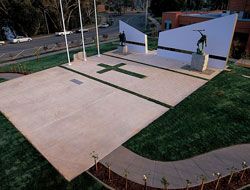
[38,0,78,30]
[82,0,95,23]
[150,0,186,17]
[0,0,42,36]
[0,0,101,36]
[208,0,228,10]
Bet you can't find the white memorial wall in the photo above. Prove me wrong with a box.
[157,14,238,69]
[119,20,148,54]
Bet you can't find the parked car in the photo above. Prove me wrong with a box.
[76,28,89,33]
[0,41,5,46]
[10,36,32,43]
[55,31,74,36]
[98,23,110,28]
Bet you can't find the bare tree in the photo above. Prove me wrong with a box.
[82,0,95,23]
[39,0,78,30]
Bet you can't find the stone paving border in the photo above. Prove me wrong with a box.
[100,144,250,189]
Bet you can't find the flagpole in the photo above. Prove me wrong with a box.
[78,0,87,62]
[59,0,71,65]
[93,0,101,57]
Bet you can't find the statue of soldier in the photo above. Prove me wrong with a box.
[120,31,126,46]
[122,31,127,46]
[119,32,123,46]
[194,30,207,54]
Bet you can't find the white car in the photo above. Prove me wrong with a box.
[0,41,5,46]
[10,36,32,43]
[98,23,110,28]
[76,28,89,33]
[55,31,74,36]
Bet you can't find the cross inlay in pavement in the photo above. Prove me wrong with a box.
[97,63,146,79]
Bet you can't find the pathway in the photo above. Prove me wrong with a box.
[100,144,250,189]
[0,73,24,80]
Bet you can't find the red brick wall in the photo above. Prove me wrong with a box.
[161,12,182,30]
[178,15,209,26]
[97,4,106,13]
[228,0,250,12]
[236,20,250,33]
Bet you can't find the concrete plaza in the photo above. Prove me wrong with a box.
[0,52,221,181]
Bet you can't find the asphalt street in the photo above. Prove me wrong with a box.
[0,13,145,54]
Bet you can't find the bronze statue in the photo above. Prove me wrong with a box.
[119,31,126,46]
[194,30,207,54]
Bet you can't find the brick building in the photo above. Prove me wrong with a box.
[162,0,250,58]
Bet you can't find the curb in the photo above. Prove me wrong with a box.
[86,171,115,190]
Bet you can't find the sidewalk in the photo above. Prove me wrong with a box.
[100,144,250,189]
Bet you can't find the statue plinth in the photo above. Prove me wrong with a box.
[191,53,209,72]
[117,45,128,54]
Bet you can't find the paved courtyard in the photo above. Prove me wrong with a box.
[0,52,222,181]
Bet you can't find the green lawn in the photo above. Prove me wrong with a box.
[124,63,250,161]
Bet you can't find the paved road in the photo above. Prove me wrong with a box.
[0,13,145,54]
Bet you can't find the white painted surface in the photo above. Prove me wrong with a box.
[157,14,238,69]
[119,20,148,53]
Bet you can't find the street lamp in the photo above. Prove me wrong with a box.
[213,172,222,190]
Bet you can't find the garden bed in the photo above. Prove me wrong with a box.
[89,163,250,190]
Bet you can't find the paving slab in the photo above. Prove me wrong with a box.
[0,66,168,181]
[154,162,185,189]
[171,159,205,186]
[192,154,229,178]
